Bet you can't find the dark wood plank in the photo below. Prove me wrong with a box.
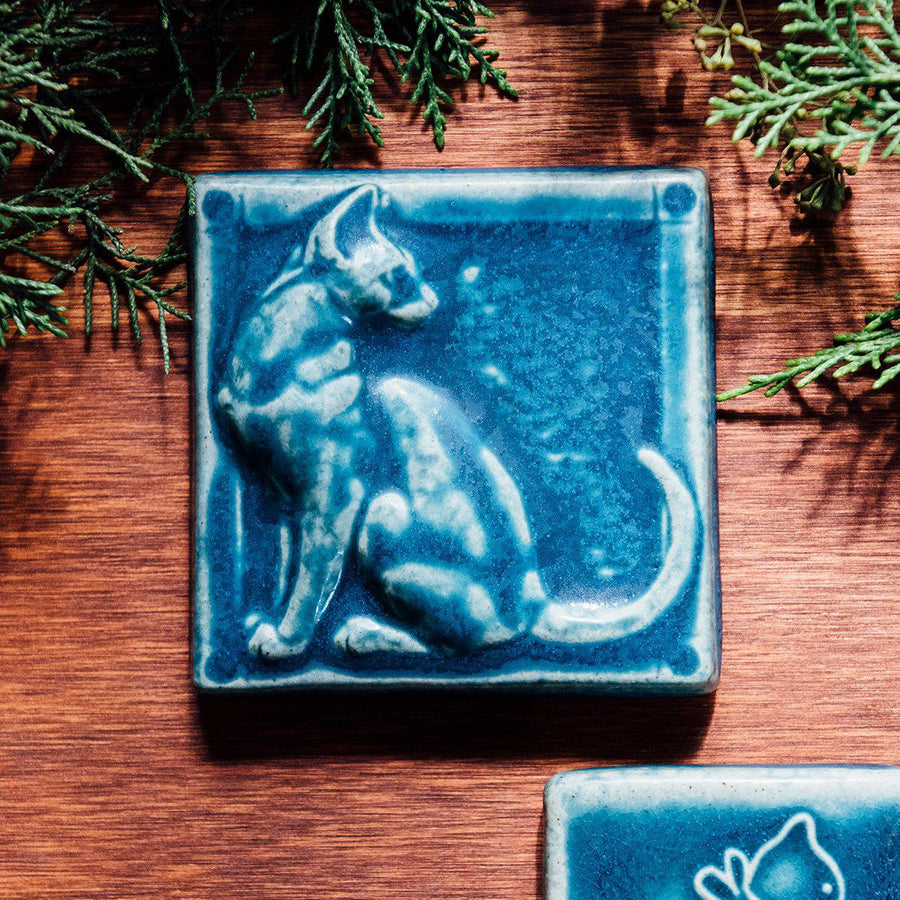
[3,3,900,897]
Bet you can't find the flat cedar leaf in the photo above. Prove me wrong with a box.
[670,1,900,401]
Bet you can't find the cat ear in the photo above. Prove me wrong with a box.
[304,184,383,267]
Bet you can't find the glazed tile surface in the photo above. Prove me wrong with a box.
[192,168,719,690]
[545,766,900,900]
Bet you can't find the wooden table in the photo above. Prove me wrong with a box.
[3,3,899,897]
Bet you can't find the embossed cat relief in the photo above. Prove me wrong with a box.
[694,813,845,900]
[193,169,719,689]
[214,184,697,662]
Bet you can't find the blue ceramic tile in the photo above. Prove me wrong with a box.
[192,168,719,690]
[545,766,900,900]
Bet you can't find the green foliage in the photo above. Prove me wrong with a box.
[709,1,900,172]
[285,0,516,165]
[666,2,900,402]
[666,0,900,216]
[662,0,763,72]
[1,0,513,364]
[0,0,273,368]
[400,0,517,151]
[718,303,900,400]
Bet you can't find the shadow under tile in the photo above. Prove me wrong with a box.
[197,689,715,762]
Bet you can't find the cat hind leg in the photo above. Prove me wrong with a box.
[351,489,517,654]
[378,562,517,653]
[330,490,428,656]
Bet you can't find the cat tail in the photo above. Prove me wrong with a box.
[531,447,697,644]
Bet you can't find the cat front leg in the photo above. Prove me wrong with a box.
[248,442,365,660]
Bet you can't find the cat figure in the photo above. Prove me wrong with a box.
[216,184,437,658]
[215,183,699,660]
[694,813,846,900]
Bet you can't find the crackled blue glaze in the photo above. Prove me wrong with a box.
[545,767,900,900]
[192,168,719,690]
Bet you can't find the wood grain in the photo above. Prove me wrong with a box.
[3,2,900,897]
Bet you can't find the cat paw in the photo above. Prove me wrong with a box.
[247,622,309,660]
[333,616,429,656]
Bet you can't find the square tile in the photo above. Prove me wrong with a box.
[192,168,719,690]
[545,766,900,900]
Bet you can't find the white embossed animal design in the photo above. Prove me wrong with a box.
[694,813,846,900]
[215,184,698,660]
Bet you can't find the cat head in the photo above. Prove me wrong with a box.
[694,813,845,900]
[271,184,438,328]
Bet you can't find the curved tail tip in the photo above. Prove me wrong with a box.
[637,445,673,478]
[532,446,698,644]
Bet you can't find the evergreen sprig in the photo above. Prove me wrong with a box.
[0,0,274,368]
[284,0,388,168]
[662,0,763,73]
[400,0,518,150]
[718,302,900,399]
[709,2,900,159]
[2,0,513,363]
[665,0,900,214]
[286,0,516,164]
[666,2,900,403]
[707,0,900,214]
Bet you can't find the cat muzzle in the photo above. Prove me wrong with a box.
[386,283,439,328]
